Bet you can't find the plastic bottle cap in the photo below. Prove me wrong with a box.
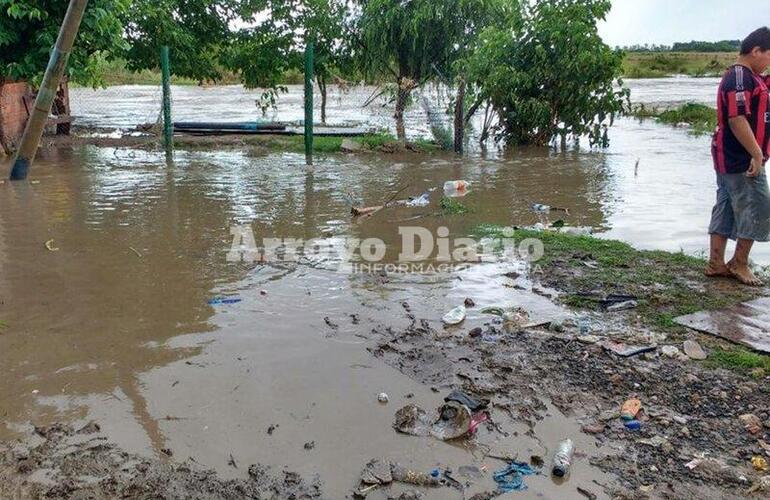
[552,466,567,477]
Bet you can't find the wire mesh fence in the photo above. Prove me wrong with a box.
[67,78,453,142]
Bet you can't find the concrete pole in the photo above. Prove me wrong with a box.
[9,0,89,180]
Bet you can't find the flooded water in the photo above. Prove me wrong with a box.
[0,77,760,498]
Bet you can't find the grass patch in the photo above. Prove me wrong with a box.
[357,133,397,149]
[440,197,472,215]
[476,226,761,334]
[0,320,6,333]
[630,103,717,136]
[622,52,734,78]
[410,138,442,153]
[708,348,770,374]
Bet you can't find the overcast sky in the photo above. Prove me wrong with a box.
[599,0,765,47]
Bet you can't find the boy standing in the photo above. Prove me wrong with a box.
[707,27,770,286]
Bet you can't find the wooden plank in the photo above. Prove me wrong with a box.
[674,297,770,353]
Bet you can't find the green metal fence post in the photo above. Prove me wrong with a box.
[304,39,314,166]
[161,46,173,159]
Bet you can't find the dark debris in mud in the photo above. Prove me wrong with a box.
[1,423,325,500]
[368,308,770,499]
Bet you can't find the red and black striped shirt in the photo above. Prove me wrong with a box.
[712,64,770,174]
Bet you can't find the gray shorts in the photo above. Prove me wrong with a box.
[709,170,770,242]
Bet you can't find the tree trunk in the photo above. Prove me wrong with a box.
[318,74,327,125]
[453,79,466,154]
[394,77,414,144]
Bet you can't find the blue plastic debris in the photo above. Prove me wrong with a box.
[208,297,242,305]
[430,468,440,478]
[624,419,642,431]
[493,461,537,492]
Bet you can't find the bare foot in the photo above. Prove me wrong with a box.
[727,261,763,286]
[704,261,733,278]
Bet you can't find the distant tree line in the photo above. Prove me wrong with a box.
[623,40,741,53]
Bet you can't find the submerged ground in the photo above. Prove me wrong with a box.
[1,79,769,499]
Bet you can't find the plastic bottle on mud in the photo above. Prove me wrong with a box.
[443,180,470,197]
[552,439,575,478]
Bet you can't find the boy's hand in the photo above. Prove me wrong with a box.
[746,155,764,177]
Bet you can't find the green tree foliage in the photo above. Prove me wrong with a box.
[0,0,129,86]
[356,0,497,142]
[224,0,351,121]
[123,0,241,83]
[465,0,628,147]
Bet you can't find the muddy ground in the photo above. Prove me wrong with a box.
[2,263,768,499]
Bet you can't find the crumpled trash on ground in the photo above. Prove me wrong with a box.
[393,391,489,441]
[600,339,656,358]
[442,305,466,325]
[493,461,537,492]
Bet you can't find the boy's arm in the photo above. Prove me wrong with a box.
[729,116,765,176]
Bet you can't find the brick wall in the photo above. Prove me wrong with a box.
[0,81,31,152]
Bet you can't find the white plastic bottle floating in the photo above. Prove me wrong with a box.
[443,180,470,198]
[530,203,551,214]
[442,305,466,325]
[552,438,575,478]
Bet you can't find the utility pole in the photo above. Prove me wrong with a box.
[9,0,89,181]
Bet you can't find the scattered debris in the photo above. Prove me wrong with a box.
[606,300,638,312]
[442,305,466,325]
[128,246,143,257]
[683,340,707,360]
[751,456,769,472]
[739,414,763,435]
[601,339,656,357]
[207,296,242,305]
[624,420,642,431]
[577,486,598,500]
[360,458,392,485]
[577,335,602,344]
[377,392,389,404]
[431,401,472,440]
[464,297,475,308]
[551,439,575,478]
[393,404,431,437]
[406,192,430,207]
[493,461,537,492]
[661,345,687,360]
[621,398,642,420]
[303,441,315,450]
[443,180,470,198]
[44,239,59,252]
[674,297,770,353]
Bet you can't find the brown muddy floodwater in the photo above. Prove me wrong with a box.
[0,78,759,499]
